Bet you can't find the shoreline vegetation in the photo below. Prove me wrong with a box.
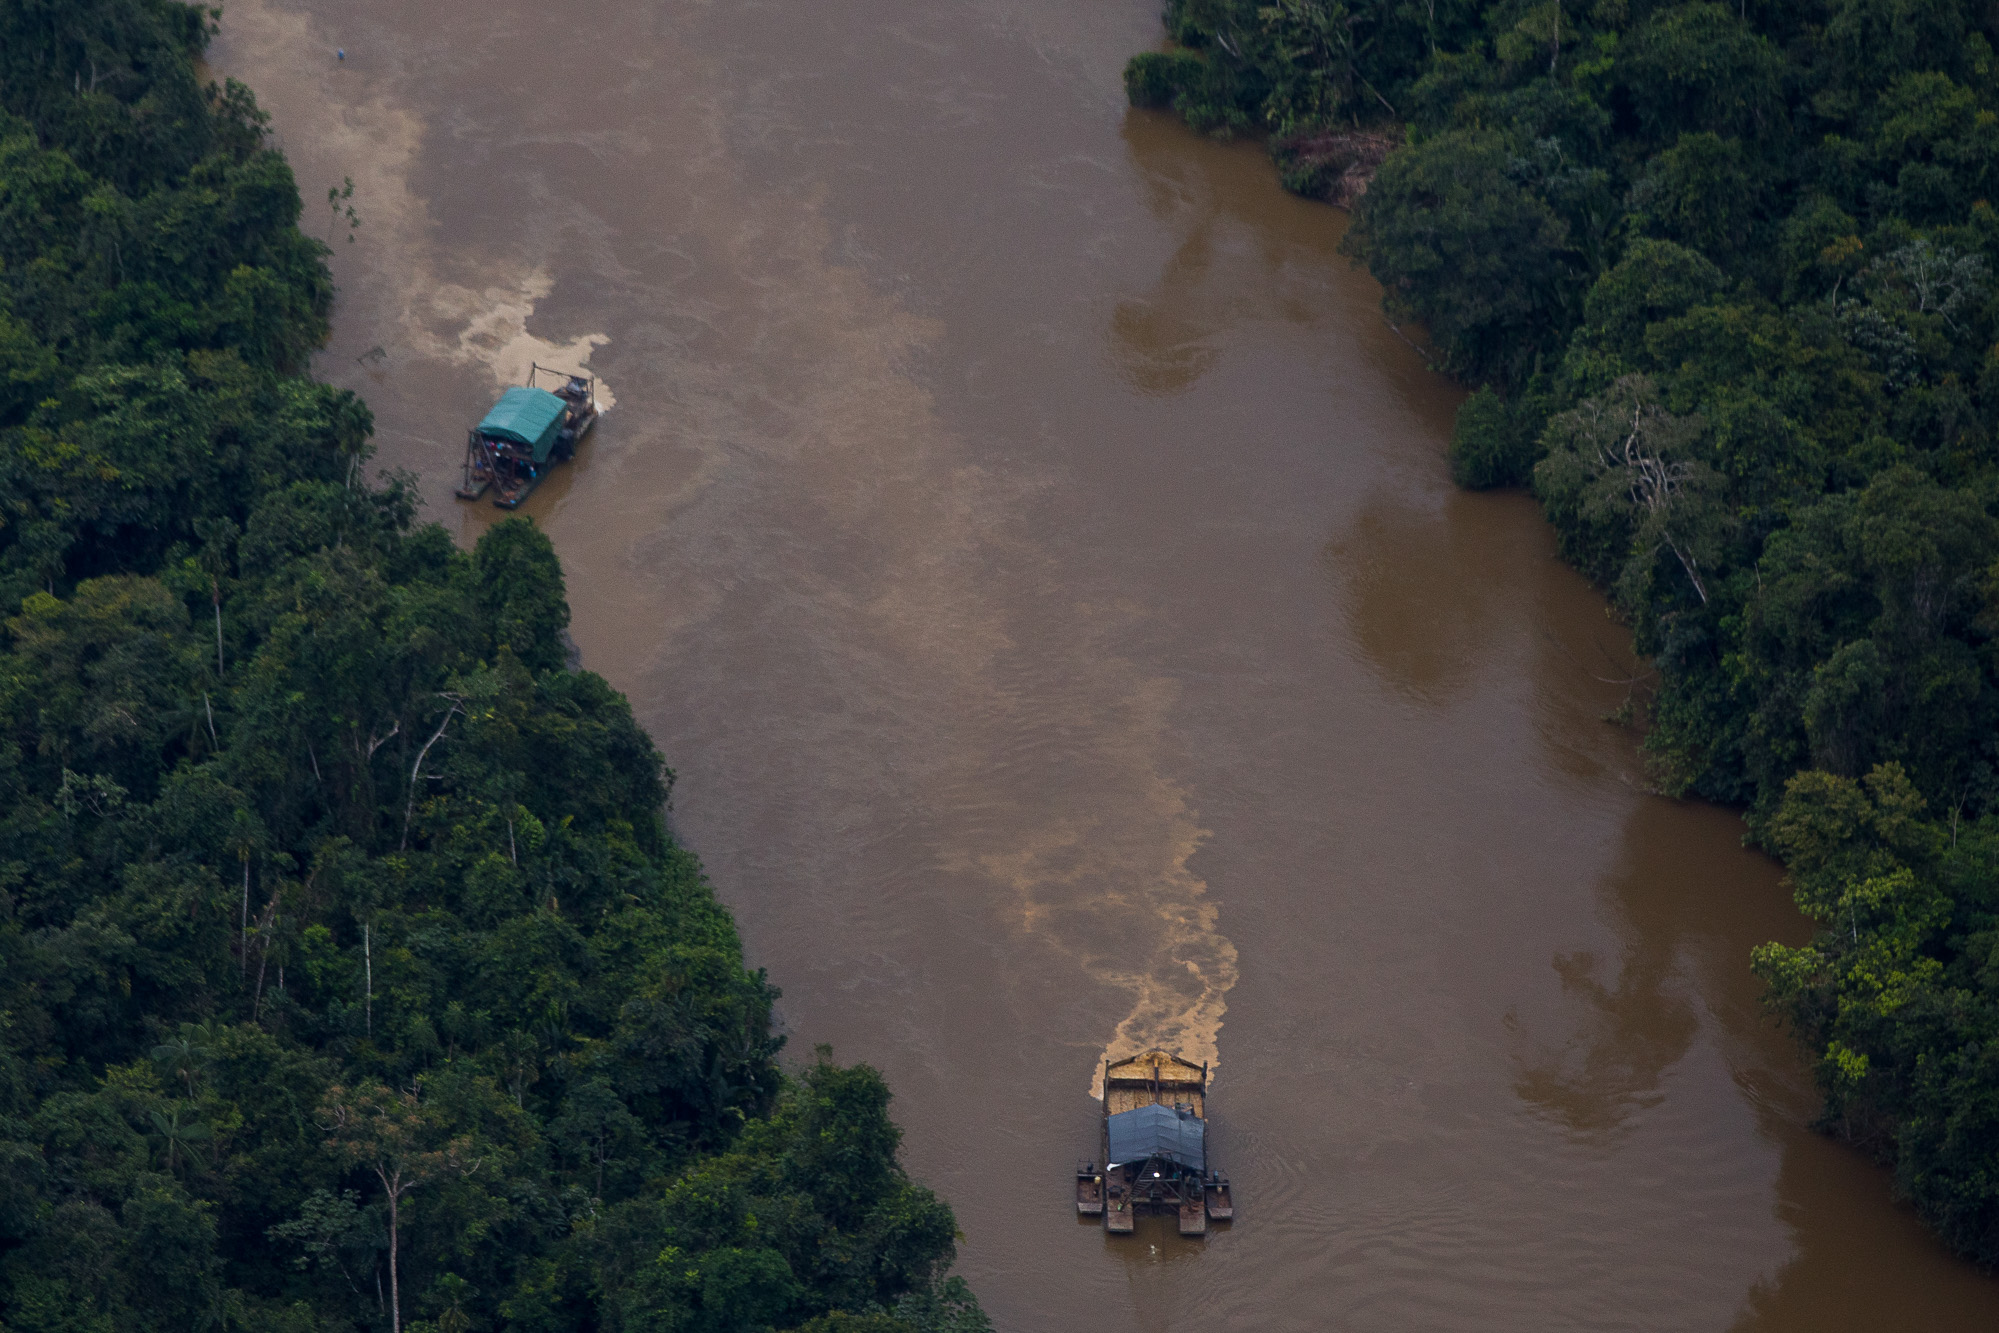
[1126,0,1999,1268]
[0,4,987,1331]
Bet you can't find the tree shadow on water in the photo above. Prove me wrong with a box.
[1506,944,1700,1138]
[1107,110,1339,397]
[1508,797,1774,1141]
[1323,487,1541,707]
[1511,794,1999,1326]
[1728,1122,1999,1332]
[1503,799,1702,1136]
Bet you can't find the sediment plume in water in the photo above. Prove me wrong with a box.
[222,0,614,411]
[950,673,1239,1100]
[416,272,617,408]
[1084,808,1237,1099]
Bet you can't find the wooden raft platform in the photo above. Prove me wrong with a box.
[1075,1162,1103,1216]
[1106,1190,1134,1233]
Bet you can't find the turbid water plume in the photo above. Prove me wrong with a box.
[220,0,615,428]
[950,671,1238,1098]
[417,272,616,408]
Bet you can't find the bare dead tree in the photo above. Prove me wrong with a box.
[402,694,465,850]
[1593,397,1711,605]
[365,722,400,761]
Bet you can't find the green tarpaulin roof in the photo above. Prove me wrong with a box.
[478,386,567,462]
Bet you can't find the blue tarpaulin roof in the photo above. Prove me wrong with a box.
[478,386,568,462]
[1106,1104,1205,1172]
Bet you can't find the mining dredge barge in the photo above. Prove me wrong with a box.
[455,364,601,509]
[1076,1050,1233,1235]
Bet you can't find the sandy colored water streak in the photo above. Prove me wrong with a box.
[218,1,1999,1327]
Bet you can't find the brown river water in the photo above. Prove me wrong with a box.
[214,2,1999,1327]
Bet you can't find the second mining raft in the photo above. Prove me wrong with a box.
[1076,1049,1233,1236]
[455,364,601,509]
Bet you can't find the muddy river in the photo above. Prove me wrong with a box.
[215,1,1999,1327]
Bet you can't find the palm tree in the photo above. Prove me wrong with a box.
[149,1105,213,1173]
[150,1029,212,1097]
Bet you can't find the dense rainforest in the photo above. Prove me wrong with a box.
[0,3,988,1331]
[1129,0,1999,1268]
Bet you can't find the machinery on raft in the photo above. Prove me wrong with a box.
[1076,1049,1233,1236]
[455,364,601,509]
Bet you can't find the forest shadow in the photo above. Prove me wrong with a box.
[1511,792,1999,1327]
[1324,486,1541,707]
[1507,945,1698,1137]
[1107,111,1337,396]
[1505,797,1707,1137]
[1728,1124,1999,1331]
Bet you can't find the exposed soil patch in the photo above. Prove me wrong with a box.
[1271,128,1400,208]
